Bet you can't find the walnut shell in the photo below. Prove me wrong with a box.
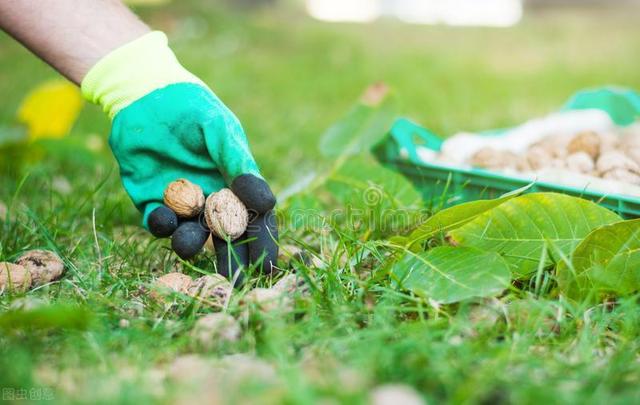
[370,384,425,405]
[15,250,64,287]
[191,313,241,349]
[619,131,640,149]
[241,287,291,314]
[602,169,640,185]
[273,273,310,296]
[187,274,232,305]
[565,152,594,174]
[567,131,600,159]
[596,151,640,175]
[533,134,572,158]
[151,272,193,300]
[522,146,552,171]
[163,179,205,218]
[598,131,620,153]
[468,147,518,171]
[626,148,640,166]
[0,262,32,293]
[204,189,248,241]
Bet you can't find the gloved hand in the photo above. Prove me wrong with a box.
[81,32,278,281]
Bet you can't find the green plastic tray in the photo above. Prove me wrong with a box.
[373,87,640,217]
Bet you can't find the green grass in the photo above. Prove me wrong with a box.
[2,2,640,403]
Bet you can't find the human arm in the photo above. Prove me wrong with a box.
[0,1,279,278]
[0,0,149,84]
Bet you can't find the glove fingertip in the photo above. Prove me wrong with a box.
[246,210,279,275]
[213,236,248,287]
[148,205,179,238]
[231,174,276,214]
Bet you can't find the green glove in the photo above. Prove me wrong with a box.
[81,32,278,278]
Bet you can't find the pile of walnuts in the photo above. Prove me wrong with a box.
[0,250,64,293]
[466,128,640,184]
[150,179,249,261]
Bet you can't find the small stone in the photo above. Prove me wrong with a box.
[163,179,205,218]
[204,188,249,241]
[191,313,241,349]
[119,319,130,328]
[370,384,426,405]
[0,262,32,293]
[15,249,64,287]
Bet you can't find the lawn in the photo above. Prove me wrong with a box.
[1,1,640,404]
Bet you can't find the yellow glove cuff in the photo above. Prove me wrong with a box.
[81,31,204,119]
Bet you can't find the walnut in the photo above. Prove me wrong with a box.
[370,384,425,405]
[150,272,193,300]
[619,130,640,149]
[187,274,232,305]
[533,134,572,158]
[521,146,552,171]
[163,179,205,218]
[0,262,32,293]
[15,250,64,287]
[204,189,248,241]
[273,273,310,296]
[598,131,620,153]
[626,148,640,166]
[565,152,595,174]
[240,287,292,315]
[191,313,241,349]
[602,169,640,185]
[567,131,600,159]
[468,147,518,171]
[596,151,640,175]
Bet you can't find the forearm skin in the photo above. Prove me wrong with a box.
[0,0,150,84]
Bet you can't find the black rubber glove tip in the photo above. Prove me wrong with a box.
[213,236,248,287]
[171,221,210,260]
[246,211,279,274]
[148,206,179,238]
[231,174,276,214]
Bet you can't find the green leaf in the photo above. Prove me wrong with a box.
[392,246,511,304]
[319,85,397,157]
[406,184,532,249]
[448,193,621,278]
[327,155,421,208]
[557,219,640,299]
[0,304,92,331]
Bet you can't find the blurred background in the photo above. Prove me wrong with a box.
[0,0,639,208]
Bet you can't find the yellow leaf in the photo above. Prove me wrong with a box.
[17,79,83,141]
